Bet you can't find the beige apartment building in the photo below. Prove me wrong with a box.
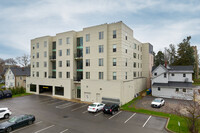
[26,21,153,105]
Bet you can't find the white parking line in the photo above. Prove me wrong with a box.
[71,105,87,111]
[39,98,52,102]
[34,125,55,133]
[94,112,103,116]
[40,99,56,104]
[60,129,69,133]
[47,100,65,105]
[56,103,72,108]
[82,110,88,114]
[108,111,122,119]
[143,116,151,127]
[11,121,43,133]
[124,113,136,123]
[57,103,79,109]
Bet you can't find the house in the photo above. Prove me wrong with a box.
[26,21,154,105]
[151,65,194,100]
[5,67,30,88]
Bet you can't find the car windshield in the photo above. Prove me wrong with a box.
[89,104,97,107]
[153,99,161,102]
[8,116,18,123]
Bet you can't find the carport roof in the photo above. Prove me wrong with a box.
[152,81,193,88]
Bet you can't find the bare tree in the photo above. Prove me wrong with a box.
[16,54,30,67]
[0,58,5,75]
[5,58,17,66]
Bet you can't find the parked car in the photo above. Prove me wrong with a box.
[151,98,165,108]
[0,92,4,99]
[0,80,5,84]
[0,114,35,133]
[103,103,120,115]
[88,103,105,112]
[2,90,12,98]
[0,86,5,89]
[0,108,12,119]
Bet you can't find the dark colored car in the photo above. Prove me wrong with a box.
[2,90,12,98]
[0,114,35,133]
[103,103,120,115]
[0,92,4,99]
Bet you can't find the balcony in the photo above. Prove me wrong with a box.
[74,53,83,60]
[73,77,82,82]
[50,56,56,61]
[49,76,56,79]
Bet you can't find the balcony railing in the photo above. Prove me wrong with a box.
[74,53,83,59]
[50,56,56,60]
[49,76,56,79]
[74,77,82,81]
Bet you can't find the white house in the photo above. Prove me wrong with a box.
[151,65,194,100]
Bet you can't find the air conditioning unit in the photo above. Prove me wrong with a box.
[185,78,188,82]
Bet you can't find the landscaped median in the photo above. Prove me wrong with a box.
[121,96,189,133]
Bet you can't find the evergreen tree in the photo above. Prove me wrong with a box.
[154,51,165,66]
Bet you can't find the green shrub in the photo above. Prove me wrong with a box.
[7,87,26,95]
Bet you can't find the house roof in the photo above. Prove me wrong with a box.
[9,67,30,76]
[152,81,193,88]
[152,65,193,72]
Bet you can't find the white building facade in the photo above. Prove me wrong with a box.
[151,65,194,100]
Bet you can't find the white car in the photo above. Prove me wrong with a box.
[88,103,105,112]
[151,98,165,108]
[0,108,12,119]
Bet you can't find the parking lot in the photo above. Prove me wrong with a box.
[0,95,168,133]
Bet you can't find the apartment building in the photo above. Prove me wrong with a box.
[26,21,153,105]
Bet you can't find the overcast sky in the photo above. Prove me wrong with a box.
[0,0,200,59]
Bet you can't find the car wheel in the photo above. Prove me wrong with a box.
[28,120,33,125]
[112,111,115,115]
[96,109,99,113]
[6,127,12,133]
[4,114,10,119]
[163,103,165,106]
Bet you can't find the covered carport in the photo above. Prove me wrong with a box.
[39,85,53,95]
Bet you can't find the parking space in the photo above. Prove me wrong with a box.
[0,95,168,133]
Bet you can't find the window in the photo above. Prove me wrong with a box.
[32,71,35,77]
[59,39,62,45]
[125,49,127,53]
[183,73,186,77]
[99,45,104,53]
[44,51,47,57]
[113,30,116,38]
[44,72,47,78]
[59,50,62,56]
[125,72,127,79]
[138,63,139,68]
[36,72,39,77]
[59,72,62,78]
[86,47,90,54]
[164,73,166,78]
[20,76,22,80]
[44,61,47,67]
[99,58,104,66]
[113,58,116,66]
[125,59,127,66]
[141,55,142,60]
[32,44,35,49]
[138,45,139,51]
[36,62,39,67]
[37,52,39,58]
[99,31,104,40]
[176,88,179,92]
[86,59,90,66]
[66,72,70,78]
[32,62,35,68]
[113,44,117,52]
[86,34,90,42]
[66,49,70,55]
[33,53,35,59]
[44,41,47,47]
[86,72,90,79]
[37,43,39,48]
[59,61,62,67]
[172,73,175,76]
[30,84,36,92]
[154,73,157,76]
[133,72,136,77]
[141,47,142,52]
[133,62,136,68]
[138,54,139,59]
[158,87,161,91]
[99,72,103,79]
[133,53,136,58]
[66,37,70,44]
[66,60,70,67]
[125,33,127,40]
[55,86,64,96]
[113,72,116,80]
[183,88,186,92]
[134,44,137,49]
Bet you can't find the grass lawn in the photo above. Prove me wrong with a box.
[121,96,189,133]
[12,93,32,98]
[0,83,5,88]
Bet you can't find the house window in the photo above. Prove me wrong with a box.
[32,44,35,50]
[141,55,142,60]
[133,62,136,68]
[125,59,128,66]
[44,41,47,47]
[66,72,70,78]
[36,72,39,77]
[86,72,90,79]
[99,58,104,66]
[113,72,116,80]
[59,50,62,56]
[99,45,104,53]
[59,61,62,67]
[183,73,186,77]
[44,61,47,67]
[164,73,166,78]
[86,47,90,54]
[32,71,35,77]
[37,43,39,48]
[36,62,39,67]
[59,39,62,45]
[32,53,35,59]
[86,34,90,42]
[125,72,127,79]
[20,76,22,80]
[133,53,136,58]
[113,30,116,38]
[125,49,127,53]
[44,51,47,57]
[59,72,62,78]
[86,59,90,66]
[134,44,137,49]
[133,72,136,77]
[172,73,175,76]
[125,33,127,40]
[66,60,70,67]
[113,44,117,52]
[183,88,186,92]
[99,31,104,40]
[138,54,139,59]
[113,58,116,66]
[158,87,161,91]
[55,86,64,96]
[44,72,47,78]
[37,52,39,58]
[66,49,70,55]
[99,72,104,79]
[154,73,157,76]
[176,88,179,92]
[32,62,35,68]
[66,37,70,44]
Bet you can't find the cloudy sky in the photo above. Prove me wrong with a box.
[0,0,200,59]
